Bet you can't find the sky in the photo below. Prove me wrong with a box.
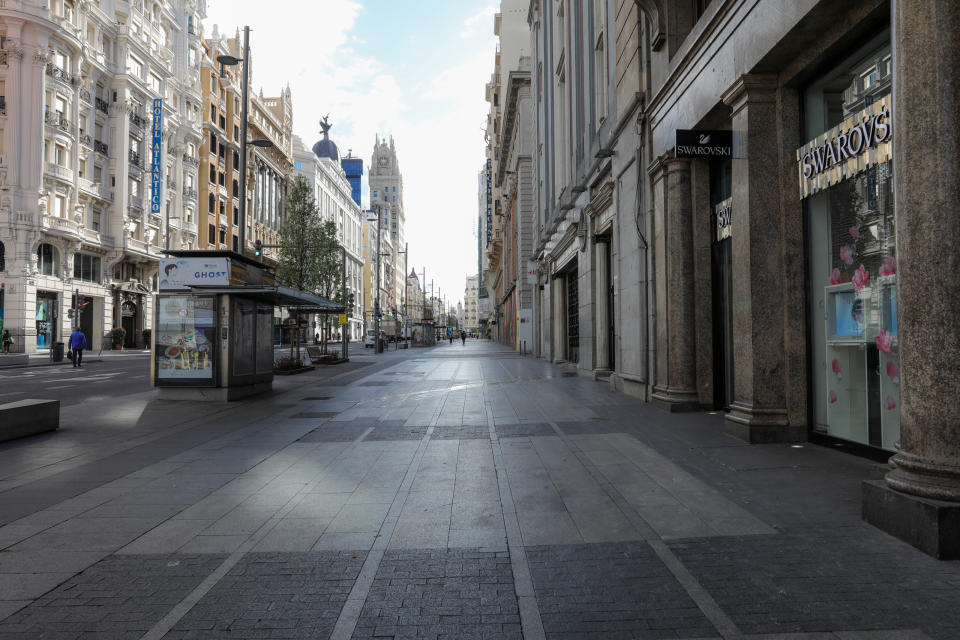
[203,0,499,309]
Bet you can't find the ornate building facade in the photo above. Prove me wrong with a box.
[0,0,204,352]
[293,130,363,342]
[368,135,405,314]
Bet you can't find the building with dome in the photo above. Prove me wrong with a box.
[293,126,364,343]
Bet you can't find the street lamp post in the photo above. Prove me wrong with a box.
[217,27,273,257]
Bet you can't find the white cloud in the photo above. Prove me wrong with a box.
[460,4,498,39]
[202,0,497,306]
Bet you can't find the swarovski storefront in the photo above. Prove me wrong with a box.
[801,34,897,451]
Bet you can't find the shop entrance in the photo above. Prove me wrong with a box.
[566,267,579,363]
[710,159,734,410]
[121,301,137,347]
[36,292,58,349]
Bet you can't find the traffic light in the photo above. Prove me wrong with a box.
[253,240,262,257]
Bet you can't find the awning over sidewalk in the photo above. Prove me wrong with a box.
[182,285,345,314]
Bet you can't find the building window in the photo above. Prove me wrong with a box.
[208,224,215,244]
[208,193,215,213]
[37,243,58,276]
[0,241,5,272]
[73,253,101,283]
[803,37,896,451]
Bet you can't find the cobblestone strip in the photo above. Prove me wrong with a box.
[327,387,450,640]
[484,381,547,640]
[138,425,376,640]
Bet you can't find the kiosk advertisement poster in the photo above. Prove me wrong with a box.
[156,295,216,381]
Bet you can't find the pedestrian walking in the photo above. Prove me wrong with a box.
[1,329,12,353]
[460,330,466,345]
[68,328,87,368]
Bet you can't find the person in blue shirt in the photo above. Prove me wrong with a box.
[68,328,87,368]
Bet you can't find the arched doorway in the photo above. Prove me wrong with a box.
[121,301,137,348]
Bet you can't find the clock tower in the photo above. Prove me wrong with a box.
[369,135,406,314]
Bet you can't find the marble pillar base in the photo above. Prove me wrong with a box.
[862,480,960,559]
[724,401,803,443]
[651,387,700,413]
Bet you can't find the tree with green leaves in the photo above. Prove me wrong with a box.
[277,176,344,360]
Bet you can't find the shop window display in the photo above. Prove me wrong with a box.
[803,35,897,450]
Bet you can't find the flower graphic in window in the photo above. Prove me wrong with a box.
[831,358,843,380]
[886,360,900,385]
[849,226,860,238]
[829,268,842,285]
[839,244,855,265]
[876,330,894,354]
[829,390,838,404]
[886,396,897,411]
[879,255,896,276]
[852,264,870,293]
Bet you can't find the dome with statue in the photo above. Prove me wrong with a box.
[312,115,339,161]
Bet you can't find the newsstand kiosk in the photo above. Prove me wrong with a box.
[153,250,340,401]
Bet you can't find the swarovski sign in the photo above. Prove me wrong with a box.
[796,101,892,198]
[800,106,890,179]
[675,130,732,157]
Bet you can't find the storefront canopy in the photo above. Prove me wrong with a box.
[182,285,345,314]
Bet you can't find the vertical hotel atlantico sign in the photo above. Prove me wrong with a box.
[151,98,163,217]
[485,158,492,247]
[796,101,891,198]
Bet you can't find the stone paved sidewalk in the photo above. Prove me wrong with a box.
[0,340,957,639]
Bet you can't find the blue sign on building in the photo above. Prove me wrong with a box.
[151,98,163,217]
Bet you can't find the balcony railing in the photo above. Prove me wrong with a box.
[128,149,142,168]
[182,153,199,168]
[95,97,109,114]
[44,111,71,132]
[45,64,73,85]
[182,187,198,201]
[129,111,146,131]
[167,178,177,190]
[0,96,5,116]
[79,133,92,147]
[0,52,7,66]
[148,214,162,228]
[44,162,72,182]
[129,194,144,211]
[94,140,109,156]
[79,88,91,103]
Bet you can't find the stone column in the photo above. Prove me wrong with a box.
[594,238,610,372]
[862,0,960,559]
[720,75,796,442]
[552,273,566,362]
[650,157,699,411]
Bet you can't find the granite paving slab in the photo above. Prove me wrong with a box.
[163,551,366,639]
[0,554,225,639]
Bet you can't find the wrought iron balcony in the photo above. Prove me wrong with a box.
[95,97,109,114]
[94,140,109,156]
[44,111,71,132]
[79,133,92,147]
[0,96,5,116]
[182,153,200,168]
[128,149,142,168]
[45,64,73,84]
[129,111,145,132]
[182,187,198,201]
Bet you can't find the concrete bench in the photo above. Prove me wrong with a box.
[0,399,60,443]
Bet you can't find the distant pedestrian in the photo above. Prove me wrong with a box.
[68,328,87,368]
[2,330,12,353]
[460,330,466,345]
[448,333,454,345]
